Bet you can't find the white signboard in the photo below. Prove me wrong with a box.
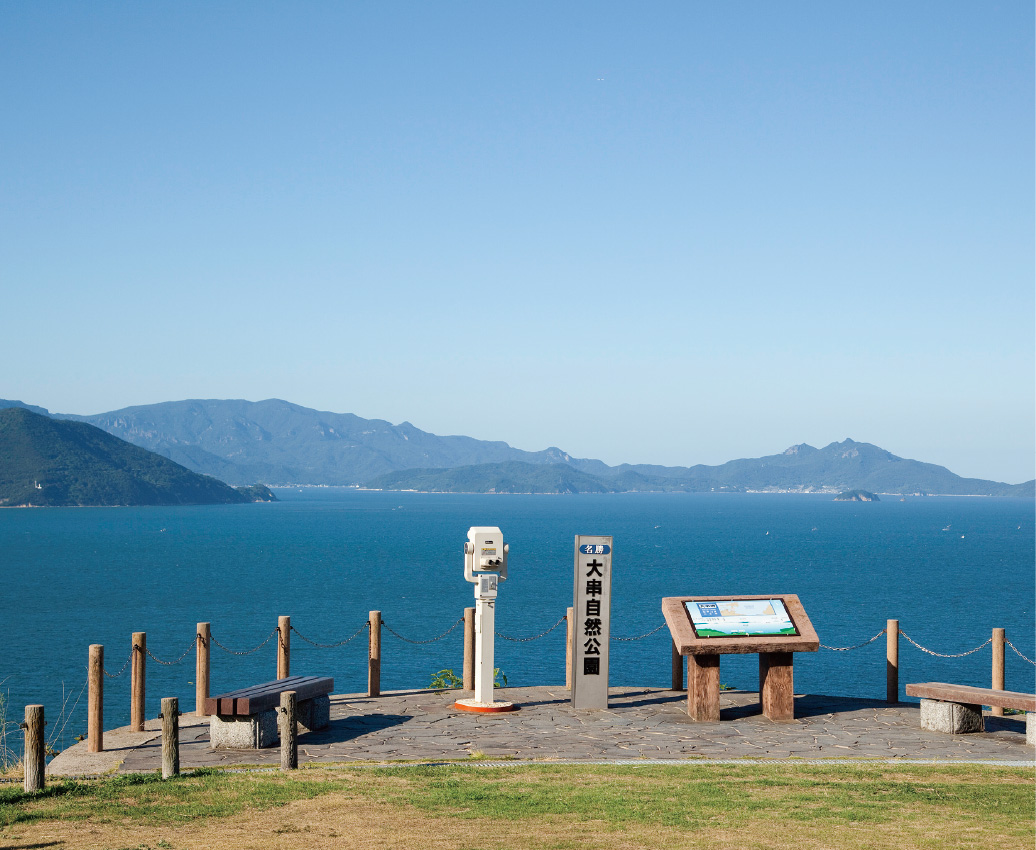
[571,535,612,709]
[685,598,798,638]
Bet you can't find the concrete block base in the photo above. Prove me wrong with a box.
[210,695,329,749]
[1027,713,1034,747]
[210,709,279,749]
[298,695,330,731]
[919,699,984,734]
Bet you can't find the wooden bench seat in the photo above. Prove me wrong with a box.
[205,675,334,716]
[905,682,1034,746]
[207,675,334,749]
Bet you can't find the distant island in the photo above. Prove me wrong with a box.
[0,407,253,507]
[235,483,278,502]
[1,398,1033,498]
[834,490,880,502]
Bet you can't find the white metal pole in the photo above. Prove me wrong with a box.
[475,596,495,704]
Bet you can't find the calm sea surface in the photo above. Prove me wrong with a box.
[1,490,1033,752]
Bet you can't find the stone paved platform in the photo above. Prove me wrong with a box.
[48,687,1033,776]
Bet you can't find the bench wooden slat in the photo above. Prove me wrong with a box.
[205,675,334,716]
[906,682,1035,712]
[215,675,318,701]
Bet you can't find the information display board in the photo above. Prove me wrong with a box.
[685,598,799,638]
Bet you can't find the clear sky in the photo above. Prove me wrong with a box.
[2,2,1033,483]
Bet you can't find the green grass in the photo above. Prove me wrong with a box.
[1,764,1032,835]
[382,764,1034,830]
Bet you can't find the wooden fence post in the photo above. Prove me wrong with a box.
[23,705,45,793]
[196,622,210,716]
[463,607,475,690]
[991,628,1006,716]
[131,632,146,732]
[565,607,574,689]
[277,616,291,680]
[161,697,179,778]
[88,644,104,752]
[886,619,899,704]
[672,639,684,691]
[280,690,298,770]
[368,611,381,697]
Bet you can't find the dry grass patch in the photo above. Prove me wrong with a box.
[0,764,1031,850]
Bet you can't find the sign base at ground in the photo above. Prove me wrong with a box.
[454,698,517,713]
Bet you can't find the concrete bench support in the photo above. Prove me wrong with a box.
[207,675,333,749]
[907,681,1035,746]
[210,694,330,749]
[919,699,984,734]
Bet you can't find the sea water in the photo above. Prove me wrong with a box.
[1,490,1033,753]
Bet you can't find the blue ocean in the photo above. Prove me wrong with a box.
[1,490,1033,753]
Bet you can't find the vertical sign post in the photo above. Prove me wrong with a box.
[571,535,612,709]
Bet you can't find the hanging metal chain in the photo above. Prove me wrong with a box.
[612,623,668,642]
[1006,638,1036,665]
[291,621,370,648]
[497,614,568,642]
[102,649,133,679]
[210,627,279,656]
[900,631,992,658]
[145,638,197,666]
[821,629,887,651]
[383,618,464,644]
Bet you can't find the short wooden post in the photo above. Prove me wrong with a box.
[565,607,574,689]
[463,607,475,690]
[23,705,45,792]
[687,653,720,721]
[131,632,146,732]
[161,697,179,779]
[279,690,298,770]
[759,651,795,722]
[196,622,210,716]
[991,628,1006,716]
[886,619,899,704]
[277,615,291,680]
[368,611,381,697]
[671,639,684,691]
[88,644,104,753]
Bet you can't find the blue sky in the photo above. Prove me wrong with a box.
[2,2,1033,482]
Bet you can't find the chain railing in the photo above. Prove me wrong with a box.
[497,614,568,642]
[1006,637,1036,666]
[210,627,279,656]
[102,649,133,679]
[820,629,887,651]
[291,621,370,648]
[612,623,667,641]
[383,617,464,645]
[145,639,196,666]
[899,631,992,658]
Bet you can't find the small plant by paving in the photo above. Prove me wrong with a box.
[429,669,464,690]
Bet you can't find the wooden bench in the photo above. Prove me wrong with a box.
[905,682,1035,746]
[206,675,334,749]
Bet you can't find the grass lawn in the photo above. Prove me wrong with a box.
[0,763,1032,849]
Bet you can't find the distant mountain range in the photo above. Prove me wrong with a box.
[1,398,1032,497]
[0,407,251,507]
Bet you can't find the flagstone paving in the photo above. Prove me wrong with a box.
[48,687,1033,776]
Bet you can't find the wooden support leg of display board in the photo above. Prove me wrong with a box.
[759,651,795,722]
[687,653,720,721]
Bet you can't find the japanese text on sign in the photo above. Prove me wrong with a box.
[572,535,613,709]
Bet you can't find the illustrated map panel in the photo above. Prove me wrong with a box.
[685,598,798,638]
